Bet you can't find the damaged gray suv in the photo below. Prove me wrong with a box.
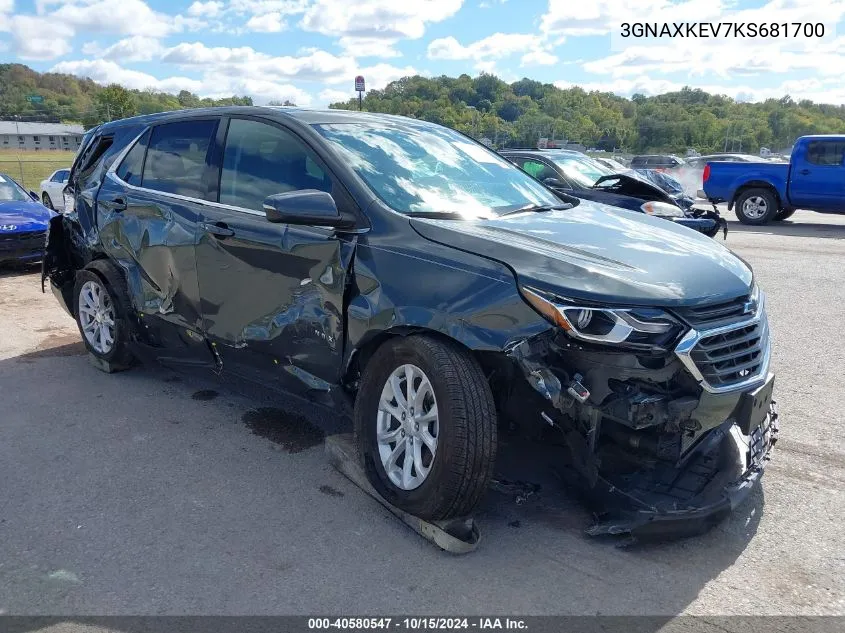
[44,107,777,539]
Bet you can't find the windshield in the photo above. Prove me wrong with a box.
[0,174,30,202]
[547,154,613,187]
[313,121,560,217]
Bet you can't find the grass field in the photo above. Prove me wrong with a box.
[0,150,77,193]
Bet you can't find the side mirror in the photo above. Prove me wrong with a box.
[543,177,565,188]
[29,190,39,201]
[263,190,352,228]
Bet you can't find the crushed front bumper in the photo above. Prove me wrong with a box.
[586,401,778,541]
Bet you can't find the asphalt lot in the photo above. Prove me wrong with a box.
[1,208,844,616]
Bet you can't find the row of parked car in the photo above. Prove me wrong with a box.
[36,106,778,541]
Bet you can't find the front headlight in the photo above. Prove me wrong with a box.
[521,287,685,351]
[641,201,685,218]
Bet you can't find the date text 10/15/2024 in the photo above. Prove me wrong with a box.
[308,618,527,630]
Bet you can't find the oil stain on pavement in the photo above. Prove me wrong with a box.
[242,407,325,453]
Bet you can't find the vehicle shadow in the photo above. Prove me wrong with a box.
[165,362,764,617]
[2,342,764,618]
[727,219,845,239]
[0,261,42,278]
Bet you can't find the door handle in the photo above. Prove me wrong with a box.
[201,222,235,238]
[110,197,127,212]
[800,169,811,175]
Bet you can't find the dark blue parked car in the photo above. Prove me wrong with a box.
[0,173,55,265]
[501,149,726,238]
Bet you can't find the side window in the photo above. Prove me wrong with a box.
[142,119,217,200]
[806,141,845,166]
[518,159,558,182]
[51,170,68,183]
[219,118,332,211]
[116,130,150,186]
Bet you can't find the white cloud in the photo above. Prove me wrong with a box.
[428,32,556,70]
[50,57,313,105]
[82,36,164,62]
[8,15,74,59]
[348,62,420,90]
[520,49,558,66]
[300,0,463,39]
[51,59,201,92]
[161,42,353,83]
[541,0,726,36]
[337,36,401,58]
[187,0,223,17]
[53,41,419,104]
[246,11,285,32]
[318,87,353,105]
[300,0,463,57]
[229,0,310,15]
[553,75,845,105]
[7,0,204,60]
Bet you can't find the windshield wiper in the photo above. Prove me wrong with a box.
[500,203,573,217]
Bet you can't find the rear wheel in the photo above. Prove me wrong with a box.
[354,335,497,520]
[73,261,135,367]
[42,193,54,210]
[773,209,796,221]
[734,188,779,225]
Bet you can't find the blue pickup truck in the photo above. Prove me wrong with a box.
[703,135,845,225]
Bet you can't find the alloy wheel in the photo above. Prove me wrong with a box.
[78,280,116,355]
[742,196,768,219]
[376,363,439,490]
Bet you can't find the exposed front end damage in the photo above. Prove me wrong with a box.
[506,314,778,541]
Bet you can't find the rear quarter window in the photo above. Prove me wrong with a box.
[806,141,845,166]
[116,130,150,186]
[141,119,218,200]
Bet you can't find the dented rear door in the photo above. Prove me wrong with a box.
[98,118,220,363]
[195,116,354,392]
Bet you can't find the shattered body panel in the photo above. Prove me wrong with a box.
[43,107,776,540]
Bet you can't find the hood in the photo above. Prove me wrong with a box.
[0,200,54,231]
[592,173,678,207]
[409,201,752,307]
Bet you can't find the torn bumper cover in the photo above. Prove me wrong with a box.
[506,330,778,540]
[585,407,778,540]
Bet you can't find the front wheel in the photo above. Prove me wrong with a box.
[735,188,779,225]
[354,335,497,520]
[42,193,54,210]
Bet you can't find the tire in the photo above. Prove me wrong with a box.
[734,188,779,225]
[773,209,796,221]
[42,193,54,210]
[354,335,497,520]
[73,260,135,367]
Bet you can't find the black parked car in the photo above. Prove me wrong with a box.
[44,108,776,538]
[501,149,725,238]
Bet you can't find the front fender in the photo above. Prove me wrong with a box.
[344,237,550,370]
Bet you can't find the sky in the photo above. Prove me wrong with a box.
[1,0,845,108]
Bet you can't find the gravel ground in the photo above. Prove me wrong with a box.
[0,209,843,616]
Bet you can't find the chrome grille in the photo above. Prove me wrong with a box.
[675,294,751,328]
[675,292,770,394]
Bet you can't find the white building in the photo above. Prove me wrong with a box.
[0,121,85,151]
